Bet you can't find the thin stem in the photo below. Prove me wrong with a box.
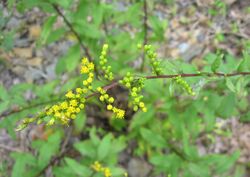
[2,71,250,119]
[140,0,148,72]
[52,4,99,76]
[0,98,63,119]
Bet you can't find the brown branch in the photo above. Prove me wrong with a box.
[52,4,100,77]
[1,71,250,119]
[140,0,148,72]
[0,98,63,120]
[52,4,92,61]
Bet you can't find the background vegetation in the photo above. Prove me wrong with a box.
[0,0,250,177]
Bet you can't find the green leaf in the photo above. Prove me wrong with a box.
[74,140,96,158]
[0,85,9,100]
[11,152,36,177]
[140,128,167,148]
[0,101,9,114]
[211,52,223,72]
[32,131,61,168]
[56,44,81,74]
[97,134,112,161]
[237,50,250,72]
[216,93,236,118]
[39,15,57,45]
[46,28,67,44]
[64,157,91,177]
[130,106,154,129]
[73,111,86,133]
[225,78,235,92]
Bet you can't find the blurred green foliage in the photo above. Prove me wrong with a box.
[0,0,250,177]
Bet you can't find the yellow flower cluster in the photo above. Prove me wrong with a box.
[119,72,147,112]
[173,75,195,95]
[99,44,113,81]
[44,57,94,125]
[143,44,162,75]
[91,161,112,177]
[97,87,125,119]
[46,88,87,125]
[81,57,95,90]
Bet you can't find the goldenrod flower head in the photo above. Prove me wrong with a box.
[88,62,95,70]
[107,104,113,110]
[99,44,114,81]
[65,91,74,98]
[70,99,78,107]
[47,118,55,126]
[104,168,112,177]
[60,102,68,109]
[91,161,112,177]
[81,57,89,64]
[79,104,85,109]
[76,88,82,94]
[108,97,114,103]
[91,161,102,172]
[113,107,125,119]
[81,66,89,74]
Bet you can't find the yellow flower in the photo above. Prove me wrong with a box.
[46,109,53,116]
[55,112,61,117]
[60,102,68,109]
[91,161,102,172]
[116,109,125,118]
[104,168,112,177]
[67,106,76,113]
[88,62,95,70]
[82,57,89,64]
[108,97,114,103]
[107,104,113,110]
[47,118,55,126]
[76,88,82,94]
[87,77,93,83]
[70,99,78,107]
[79,104,85,109]
[139,102,145,108]
[113,108,125,119]
[52,105,60,112]
[83,80,88,86]
[81,66,89,74]
[65,91,74,98]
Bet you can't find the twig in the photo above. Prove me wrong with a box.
[2,71,250,119]
[52,4,99,76]
[0,98,63,120]
[140,0,148,72]
[52,4,92,61]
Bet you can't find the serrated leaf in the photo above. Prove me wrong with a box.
[74,140,96,158]
[237,50,250,72]
[39,15,57,45]
[140,128,167,148]
[73,111,86,133]
[56,44,81,74]
[226,78,235,92]
[65,157,91,176]
[0,101,10,114]
[211,53,223,73]
[97,134,112,161]
[216,93,236,118]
